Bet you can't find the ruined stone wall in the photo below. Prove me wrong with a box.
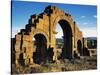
[13,5,83,66]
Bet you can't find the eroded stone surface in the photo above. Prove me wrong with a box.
[12,5,84,66]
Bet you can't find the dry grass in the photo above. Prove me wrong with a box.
[11,56,97,74]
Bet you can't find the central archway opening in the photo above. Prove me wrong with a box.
[33,34,47,64]
[56,20,72,59]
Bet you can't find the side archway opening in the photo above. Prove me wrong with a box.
[32,34,47,64]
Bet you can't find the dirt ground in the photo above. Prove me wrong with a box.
[11,56,97,74]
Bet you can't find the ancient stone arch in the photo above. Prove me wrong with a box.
[12,5,83,66]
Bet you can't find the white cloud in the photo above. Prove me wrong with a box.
[83,22,88,25]
[12,26,24,38]
[81,16,86,18]
[56,30,63,38]
[93,15,97,18]
[80,27,97,37]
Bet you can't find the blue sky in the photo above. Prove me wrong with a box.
[12,1,97,38]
